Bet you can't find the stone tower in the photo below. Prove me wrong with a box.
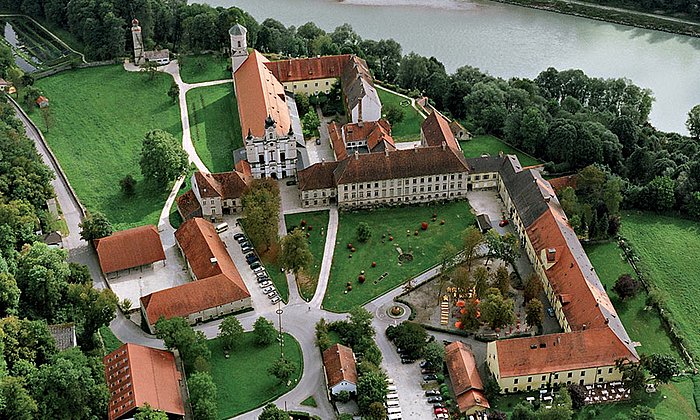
[229,24,248,72]
[131,18,145,65]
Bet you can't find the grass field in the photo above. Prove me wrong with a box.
[323,201,475,312]
[99,326,123,355]
[284,211,330,301]
[460,135,541,167]
[621,212,700,359]
[208,332,302,419]
[28,66,182,230]
[187,83,242,173]
[377,87,424,142]
[493,376,698,420]
[585,242,679,358]
[180,54,231,84]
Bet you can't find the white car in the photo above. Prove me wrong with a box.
[259,281,272,288]
[270,296,281,304]
[262,286,274,294]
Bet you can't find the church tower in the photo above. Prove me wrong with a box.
[229,24,248,72]
[131,18,145,65]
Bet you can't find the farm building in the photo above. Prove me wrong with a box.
[94,225,166,278]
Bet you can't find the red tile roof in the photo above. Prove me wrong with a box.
[176,190,202,220]
[329,120,395,160]
[264,55,352,83]
[234,50,291,138]
[141,218,250,324]
[422,111,460,151]
[548,175,578,193]
[328,121,347,160]
[95,225,165,274]
[297,160,339,191]
[322,344,358,388]
[494,328,636,378]
[194,171,249,199]
[445,342,490,413]
[104,343,184,420]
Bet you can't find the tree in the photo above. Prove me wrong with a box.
[616,359,647,395]
[253,317,277,346]
[302,109,320,138]
[460,298,481,330]
[480,288,515,330]
[384,103,404,126]
[356,222,372,243]
[218,316,244,351]
[525,299,544,329]
[28,348,108,420]
[0,317,56,375]
[154,317,211,373]
[473,265,489,298]
[134,403,169,420]
[347,306,376,347]
[687,104,700,139]
[242,180,281,252]
[139,129,188,188]
[422,341,445,369]
[294,92,311,116]
[645,176,676,211]
[258,403,287,420]
[439,243,458,276]
[0,272,20,317]
[79,212,113,242]
[485,230,520,268]
[357,369,388,414]
[68,283,118,349]
[119,174,137,196]
[493,265,510,296]
[511,402,536,420]
[142,61,159,80]
[268,355,296,384]
[278,229,312,277]
[630,405,656,420]
[642,354,680,384]
[462,226,483,270]
[450,266,471,293]
[613,274,640,300]
[0,375,37,420]
[523,273,542,303]
[567,383,587,410]
[386,322,427,359]
[168,80,179,103]
[187,372,217,420]
[14,243,69,322]
[365,401,387,420]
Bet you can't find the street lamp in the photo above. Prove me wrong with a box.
[276,301,284,357]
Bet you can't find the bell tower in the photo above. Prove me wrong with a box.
[131,18,145,65]
[229,24,248,72]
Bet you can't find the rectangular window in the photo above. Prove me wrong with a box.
[554,373,559,379]
[541,375,546,381]
[608,368,613,374]
[581,371,586,377]
[375,182,379,188]
[527,377,532,383]
[514,378,519,384]
[567,372,573,378]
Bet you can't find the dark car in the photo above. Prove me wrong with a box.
[427,396,443,403]
[547,307,555,318]
[257,276,270,283]
[425,390,440,397]
[423,374,438,381]
[433,403,445,409]
[245,253,259,264]
[239,240,251,248]
[241,247,253,254]
[233,233,246,242]
[421,368,436,374]
[442,340,452,346]
[420,361,433,369]
[400,358,415,364]
[250,261,261,270]
[499,219,509,227]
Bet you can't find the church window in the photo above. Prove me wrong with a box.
[237,41,241,47]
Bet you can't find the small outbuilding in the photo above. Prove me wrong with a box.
[322,343,358,396]
[36,95,49,108]
[42,231,63,249]
[476,213,492,233]
[446,341,490,415]
[144,49,170,65]
[48,323,77,351]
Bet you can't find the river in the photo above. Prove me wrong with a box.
[218,0,700,134]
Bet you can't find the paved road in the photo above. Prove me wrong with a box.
[311,206,338,308]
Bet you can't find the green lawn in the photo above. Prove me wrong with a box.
[187,83,242,173]
[208,332,303,419]
[459,135,541,167]
[323,201,475,312]
[493,377,698,420]
[300,396,317,407]
[179,54,231,84]
[99,326,123,355]
[585,242,679,358]
[377,87,424,142]
[28,65,182,230]
[284,211,330,301]
[621,212,700,359]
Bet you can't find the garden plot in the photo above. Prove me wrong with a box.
[0,16,79,72]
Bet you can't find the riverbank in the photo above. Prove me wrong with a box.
[491,0,700,38]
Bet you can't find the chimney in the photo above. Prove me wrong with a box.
[545,195,551,203]
[582,323,587,330]
[321,158,325,165]
[604,318,610,325]
[442,141,446,151]
[547,248,556,262]
[385,148,389,157]
[354,150,359,160]
[210,257,218,266]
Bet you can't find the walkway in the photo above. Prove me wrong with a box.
[376,84,427,119]
[310,206,338,308]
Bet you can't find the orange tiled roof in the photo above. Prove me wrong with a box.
[458,390,490,413]
[194,171,249,199]
[445,342,490,412]
[95,225,165,274]
[176,190,201,220]
[104,343,184,420]
[422,111,460,151]
[297,160,339,191]
[494,328,637,378]
[322,343,358,388]
[548,175,578,193]
[234,50,291,138]
[141,218,250,324]
[264,55,352,83]
[328,121,347,160]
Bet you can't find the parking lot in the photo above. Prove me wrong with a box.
[217,218,283,310]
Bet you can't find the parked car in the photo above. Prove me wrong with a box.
[547,307,555,318]
[420,361,433,369]
[250,261,261,269]
[245,253,259,264]
[259,281,272,288]
[421,368,436,374]
[427,396,443,403]
[423,374,438,381]
[434,407,448,414]
[262,287,274,294]
[270,296,280,304]
[241,246,253,254]
[285,179,297,186]
[499,219,509,227]
[442,340,452,346]
[233,233,246,242]
[239,240,251,248]
[425,390,440,397]
[400,358,415,364]
[257,276,270,283]
[435,413,448,419]
[266,290,277,297]
[432,403,445,409]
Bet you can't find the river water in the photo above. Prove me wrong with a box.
[218,0,700,133]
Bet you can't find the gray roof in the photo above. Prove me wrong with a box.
[341,56,381,117]
[48,323,77,351]
[465,155,505,173]
[229,24,247,36]
[42,231,62,245]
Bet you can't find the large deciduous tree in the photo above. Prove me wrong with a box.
[357,368,388,415]
[187,371,217,420]
[642,354,680,384]
[218,316,244,352]
[278,229,312,278]
[242,180,281,252]
[525,299,544,329]
[259,403,288,420]
[79,212,113,242]
[479,288,515,330]
[134,403,169,420]
[267,355,296,384]
[139,129,188,188]
[421,341,445,370]
[253,317,277,346]
[686,104,700,139]
[613,274,640,300]
[15,243,70,322]
[155,317,211,373]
